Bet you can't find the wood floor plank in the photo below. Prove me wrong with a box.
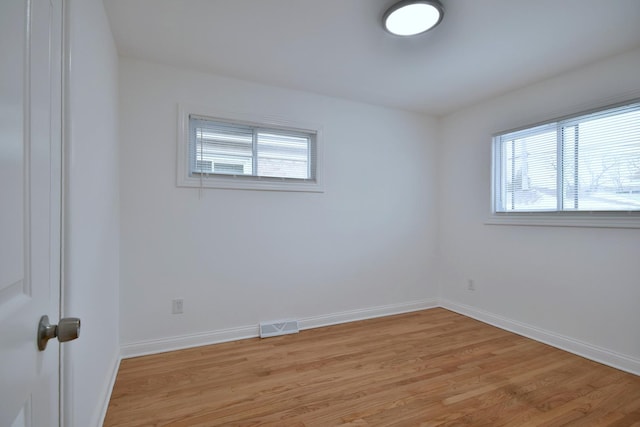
[104,308,640,426]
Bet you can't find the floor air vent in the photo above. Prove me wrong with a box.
[259,320,299,338]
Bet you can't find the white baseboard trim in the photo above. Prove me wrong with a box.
[298,298,439,331]
[120,324,259,359]
[95,352,121,427]
[120,298,438,359]
[440,298,640,376]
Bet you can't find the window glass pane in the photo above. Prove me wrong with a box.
[565,109,640,211]
[501,130,557,211]
[257,132,310,179]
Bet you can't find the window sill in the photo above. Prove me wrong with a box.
[485,213,640,229]
[178,175,324,193]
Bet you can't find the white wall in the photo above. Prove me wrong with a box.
[439,48,640,373]
[118,58,439,353]
[64,0,120,425]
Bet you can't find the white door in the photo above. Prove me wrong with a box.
[0,0,64,426]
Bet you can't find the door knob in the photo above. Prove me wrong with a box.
[37,315,81,351]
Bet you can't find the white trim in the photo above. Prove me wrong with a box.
[120,299,438,359]
[485,213,640,229]
[298,299,438,331]
[120,324,259,359]
[60,0,72,423]
[94,353,121,427]
[176,104,325,193]
[439,298,640,376]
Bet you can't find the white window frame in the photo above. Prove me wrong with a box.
[177,104,324,192]
[489,99,640,229]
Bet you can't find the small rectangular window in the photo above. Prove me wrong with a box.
[177,107,322,192]
[493,101,640,213]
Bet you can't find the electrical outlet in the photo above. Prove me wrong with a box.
[467,279,475,291]
[172,298,184,314]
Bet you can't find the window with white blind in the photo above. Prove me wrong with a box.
[491,100,640,225]
[177,107,322,192]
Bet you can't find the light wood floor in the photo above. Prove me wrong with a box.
[104,308,640,426]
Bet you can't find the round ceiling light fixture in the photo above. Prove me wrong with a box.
[383,0,444,36]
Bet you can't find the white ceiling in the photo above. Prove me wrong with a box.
[103,0,640,116]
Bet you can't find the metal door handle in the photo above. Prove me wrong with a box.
[37,315,81,351]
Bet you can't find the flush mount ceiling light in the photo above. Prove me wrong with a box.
[383,0,444,36]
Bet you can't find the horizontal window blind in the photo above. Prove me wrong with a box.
[256,132,311,179]
[190,118,253,176]
[494,101,640,212]
[189,116,316,181]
